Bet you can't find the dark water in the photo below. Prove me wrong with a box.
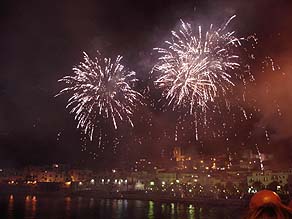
[0,194,246,219]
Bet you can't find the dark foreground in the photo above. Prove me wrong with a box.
[0,193,247,219]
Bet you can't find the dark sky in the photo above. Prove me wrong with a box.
[0,0,292,168]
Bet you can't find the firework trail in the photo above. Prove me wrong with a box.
[57,51,142,140]
[153,15,243,114]
[255,144,265,172]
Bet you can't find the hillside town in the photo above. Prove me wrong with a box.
[1,147,292,203]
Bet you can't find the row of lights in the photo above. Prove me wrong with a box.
[71,178,129,186]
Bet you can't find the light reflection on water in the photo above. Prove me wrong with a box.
[65,196,71,218]
[0,194,245,219]
[24,195,37,219]
[8,195,14,219]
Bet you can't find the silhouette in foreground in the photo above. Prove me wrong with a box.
[246,190,292,219]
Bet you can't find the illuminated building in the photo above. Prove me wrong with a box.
[69,169,94,182]
[247,170,292,193]
[34,170,67,183]
[172,147,191,170]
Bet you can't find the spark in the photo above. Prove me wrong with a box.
[262,56,280,72]
[265,130,270,144]
[57,51,142,140]
[175,125,178,142]
[255,144,265,172]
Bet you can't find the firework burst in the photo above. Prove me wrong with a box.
[153,15,244,113]
[57,51,142,140]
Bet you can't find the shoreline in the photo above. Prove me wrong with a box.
[0,188,249,207]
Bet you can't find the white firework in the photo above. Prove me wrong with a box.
[153,15,243,113]
[57,51,142,140]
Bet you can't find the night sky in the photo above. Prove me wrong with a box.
[1,0,292,168]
